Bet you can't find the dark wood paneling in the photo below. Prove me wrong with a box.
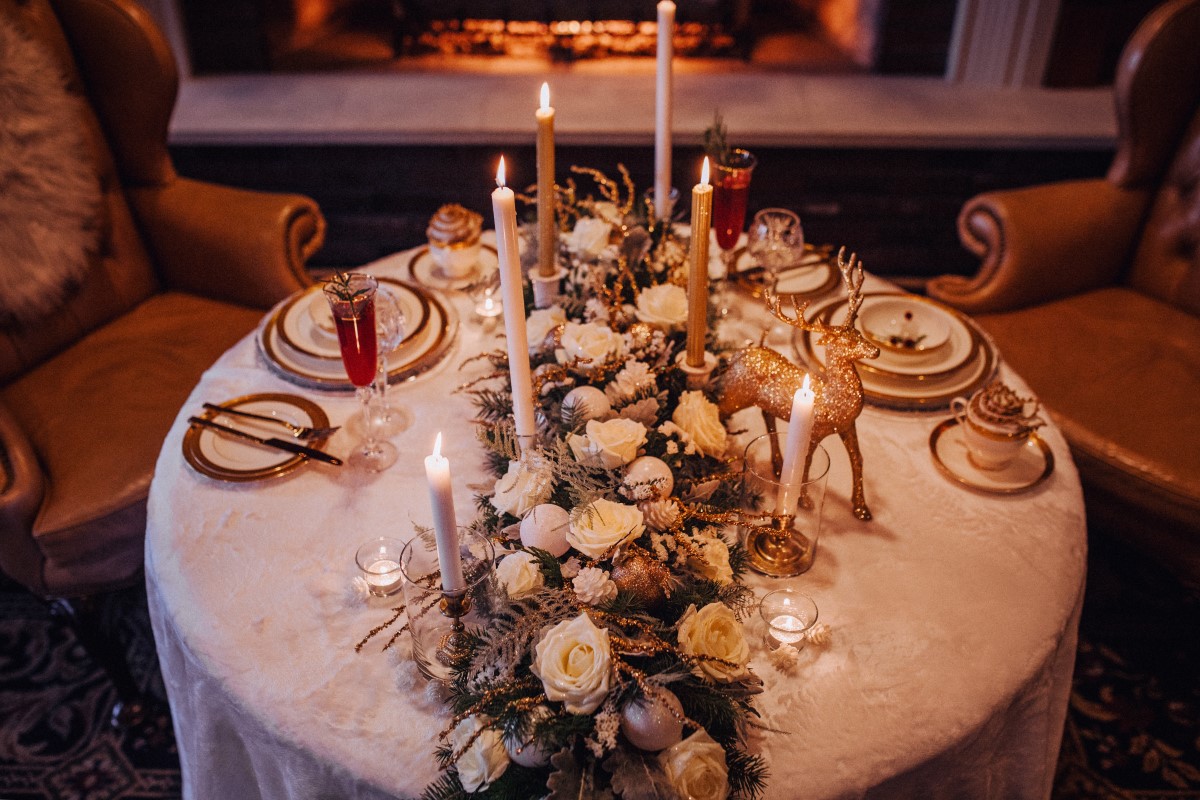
[170,144,1113,279]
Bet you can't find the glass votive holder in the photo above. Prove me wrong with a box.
[759,589,818,649]
[469,268,504,320]
[399,528,496,682]
[356,538,406,597]
[739,435,830,577]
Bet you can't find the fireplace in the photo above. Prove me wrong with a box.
[178,0,938,77]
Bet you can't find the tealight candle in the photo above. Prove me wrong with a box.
[355,538,406,597]
[759,589,818,649]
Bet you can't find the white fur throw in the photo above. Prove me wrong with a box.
[0,10,101,327]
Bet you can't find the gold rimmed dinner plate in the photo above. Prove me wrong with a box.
[258,281,458,392]
[408,244,500,292]
[275,278,431,362]
[929,418,1054,494]
[792,292,999,411]
[730,244,840,300]
[183,393,332,482]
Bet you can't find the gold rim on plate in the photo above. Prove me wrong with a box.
[274,277,431,362]
[793,292,999,411]
[183,393,332,482]
[730,244,840,300]
[928,417,1054,494]
[257,280,458,392]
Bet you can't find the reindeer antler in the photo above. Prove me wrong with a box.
[836,248,867,326]
[765,290,828,335]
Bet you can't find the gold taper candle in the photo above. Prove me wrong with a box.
[686,157,713,367]
[536,82,557,278]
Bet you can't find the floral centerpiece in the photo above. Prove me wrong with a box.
[424,167,768,800]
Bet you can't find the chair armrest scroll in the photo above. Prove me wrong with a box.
[0,399,47,594]
[129,178,326,309]
[927,179,1149,314]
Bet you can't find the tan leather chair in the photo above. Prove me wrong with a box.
[928,0,1200,590]
[0,0,324,720]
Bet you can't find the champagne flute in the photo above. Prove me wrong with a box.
[747,208,804,291]
[712,148,757,271]
[371,286,413,437]
[323,273,397,472]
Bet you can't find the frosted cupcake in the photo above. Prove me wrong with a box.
[426,204,483,279]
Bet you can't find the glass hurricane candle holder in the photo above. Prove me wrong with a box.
[759,588,818,649]
[399,528,496,682]
[355,538,406,597]
[740,435,830,577]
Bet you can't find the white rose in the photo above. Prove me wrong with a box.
[496,551,545,598]
[526,306,567,353]
[567,217,613,257]
[605,360,657,406]
[690,537,734,586]
[572,566,618,605]
[635,283,689,330]
[567,418,647,469]
[491,456,553,518]
[557,322,623,371]
[567,498,645,560]
[658,729,729,800]
[451,715,509,793]
[532,613,612,714]
[676,603,750,684]
[671,391,728,459]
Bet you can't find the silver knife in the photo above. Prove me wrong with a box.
[188,416,343,466]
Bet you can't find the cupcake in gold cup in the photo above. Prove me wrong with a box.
[426,203,483,279]
[950,381,1045,471]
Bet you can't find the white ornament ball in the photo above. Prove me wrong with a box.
[505,706,555,767]
[562,385,611,423]
[620,689,684,752]
[625,455,675,499]
[519,504,571,557]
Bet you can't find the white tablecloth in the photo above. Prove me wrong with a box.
[146,243,1087,800]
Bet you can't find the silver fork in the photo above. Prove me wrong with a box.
[201,402,340,440]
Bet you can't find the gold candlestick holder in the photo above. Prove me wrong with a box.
[743,515,815,578]
[435,591,473,670]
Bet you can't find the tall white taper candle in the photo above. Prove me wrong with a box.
[425,433,466,593]
[491,157,537,445]
[775,375,816,515]
[654,1,675,220]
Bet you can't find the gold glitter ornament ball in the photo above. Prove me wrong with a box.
[611,545,671,607]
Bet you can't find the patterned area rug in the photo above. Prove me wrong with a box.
[0,533,1196,799]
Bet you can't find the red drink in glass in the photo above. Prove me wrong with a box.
[711,148,757,255]
[333,300,378,387]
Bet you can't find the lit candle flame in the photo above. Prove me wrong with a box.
[700,156,710,186]
[540,82,550,111]
[496,156,506,188]
[432,432,443,458]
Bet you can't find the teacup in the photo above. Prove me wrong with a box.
[950,381,1044,471]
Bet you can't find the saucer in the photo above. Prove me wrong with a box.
[408,244,499,291]
[929,418,1054,494]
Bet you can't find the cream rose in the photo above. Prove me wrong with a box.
[605,360,657,406]
[567,217,613,257]
[526,306,567,353]
[658,729,730,800]
[567,418,647,470]
[491,456,553,518]
[635,283,689,330]
[671,391,728,459]
[677,602,750,684]
[531,612,612,714]
[451,715,509,793]
[567,498,645,560]
[557,322,623,371]
[496,551,545,598]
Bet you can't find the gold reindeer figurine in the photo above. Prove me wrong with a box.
[718,248,879,520]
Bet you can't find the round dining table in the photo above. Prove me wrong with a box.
[146,236,1087,800]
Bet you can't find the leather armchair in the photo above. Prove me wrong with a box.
[0,0,324,719]
[928,0,1200,589]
